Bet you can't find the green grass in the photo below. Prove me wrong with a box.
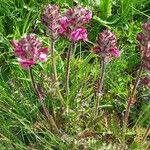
[0,0,150,149]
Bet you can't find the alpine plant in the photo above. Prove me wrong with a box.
[58,5,92,95]
[93,29,120,117]
[11,34,60,135]
[41,4,65,107]
[124,19,150,129]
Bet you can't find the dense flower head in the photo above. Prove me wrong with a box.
[58,5,92,42]
[12,34,48,69]
[137,19,150,70]
[65,6,92,26]
[93,29,120,60]
[41,4,61,40]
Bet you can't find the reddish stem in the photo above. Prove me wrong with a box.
[124,64,143,127]
[29,67,61,135]
[95,57,107,118]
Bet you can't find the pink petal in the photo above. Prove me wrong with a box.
[18,58,35,69]
[15,48,24,57]
[58,26,65,34]
[59,16,69,27]
[38,48,48,62]
[39,53,48,62]
[70,28,88,41]
[83,10,92,23]
[39,47,48,54]
[58,16,69,35]
[110,48,120,58]
[86,11,92,20]
[11,40,24,57]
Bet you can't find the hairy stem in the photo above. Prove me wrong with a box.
[124,64,143,128]
[95,57,107,118]
[29,67,61,135]
[50,38,65,107]
[65,43,73,96]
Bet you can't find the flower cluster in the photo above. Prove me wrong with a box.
[41,4,61,40]
[12,34,48,69]
[137,19,150,70]
[93,29,120,61]
[58,6,92,42]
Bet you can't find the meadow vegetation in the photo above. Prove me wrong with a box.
[0,0,150,149]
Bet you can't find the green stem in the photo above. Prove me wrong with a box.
[29,67,61,135]
[50,38,65,108]
[65,43,73,96]
[95,57,107,118]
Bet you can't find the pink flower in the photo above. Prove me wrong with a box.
[70,28,88,41]
[93,29,120,61]
[41,4,61,40]
[58,6,92,42]
[96,30,117,52]
[11,34,48,69]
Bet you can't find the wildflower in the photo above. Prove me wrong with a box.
[58,6,92,95]
[137,19,150,70]
[58,6,92,42]
[124,20,150,128]
[93,29,120,117]
[41,4,65,106]
[93,29,120,61]
[41,4,61,40]
[12,34,48,69]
